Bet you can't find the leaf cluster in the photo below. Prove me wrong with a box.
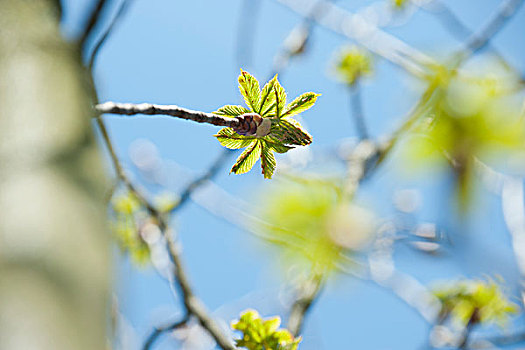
[401,65,525,207]
[433,279,518,327]
[231,310,301,350]
[214,70,320,179]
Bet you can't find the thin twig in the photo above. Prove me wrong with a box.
[275,0,435,77]
[165,234,236,350]
[456,0,524,60]
[349,81,368,140]
[287,274,324,336]
[142,314,190,350]
[170,149,234,214]
[89,0,133,71]
[79,0,109,48]
[96,102,241,128]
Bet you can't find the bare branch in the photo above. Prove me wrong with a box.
[287,274,324,336]
[95,116,236,350]
[89,0,134,71]
[458,0,524,59]
[79,0,109,48]
[97,101,241,128]
[142,314,190,350]
[274,0,436,77]
[165,234,236,350]
[349,81,369,140]
[170,149,234,214]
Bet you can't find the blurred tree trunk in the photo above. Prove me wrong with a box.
[0,1,110,349]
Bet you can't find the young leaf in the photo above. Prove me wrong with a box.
[282,92,320,118]
[238,69,260,111]
[265,138,294,153]
[260,145,276,179]
[274,119,313,146]
[273,79,287,118]
[231,140,262,174]
[215,128,256,149]
[258,75,277,116]
[214,105,250,117]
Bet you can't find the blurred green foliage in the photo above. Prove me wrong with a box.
[433,279,518,327]
[333,46,373,86]
[231,310,301,350]
[110,189,151,265]
[214,70,319,178]
[259,179,375,275]
[401,64,525,207]
[392,0,407,9]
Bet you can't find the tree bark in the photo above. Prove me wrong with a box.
[0,1,110,349]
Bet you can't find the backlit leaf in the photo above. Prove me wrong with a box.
[231,140,262,174]
[282,92,320,118]
[239,69,260,111]
[215,127,256,149]
[214,105,250,117]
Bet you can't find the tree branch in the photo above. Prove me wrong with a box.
[349,81,368,140]
[94,115,236,350]
[457,0,524,59]
[274,0,435,77]
[287,274,324,336]
[142,314,190,350]
[89,0,134,71]
[165,234,236,350]
[96,101,241,128]
[79,0,109,49]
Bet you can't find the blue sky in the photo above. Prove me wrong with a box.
[62,0,525,349]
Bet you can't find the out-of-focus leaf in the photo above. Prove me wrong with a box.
[433,278,518,327]
[333,46,373,85]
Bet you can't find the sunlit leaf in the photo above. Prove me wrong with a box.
[214,105,250,117]
[260,145,276,179]
[282,92,320,118]
[231,140,262,174]
[215,127,256,149]
[258,75,277,116]
[239,69,260,111]
[273,79,287,119]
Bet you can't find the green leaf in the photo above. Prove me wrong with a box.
[214,105,250,117]
[260,144,276,179]
[273,79,287,118]
[258,75,277,116]
[273,119,313,146]
[215,128,256,149]
[239,69,260,111]
[282,92,320,118]
[231,140,262,174]
[265,138,294,154]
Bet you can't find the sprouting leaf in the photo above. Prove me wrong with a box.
[333,46,373,86]
[215,128,256,149]
[392,0,407,8]
[282,92,320,118]
[273,79,287,119]
[239,69,260,111]
[214,105,250,117]
[273,119,313,146]
[231,140,262,174]
[214,70,318,178]
[260,145,276,179]
[231,309,302,350]
[258,75,277,116]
